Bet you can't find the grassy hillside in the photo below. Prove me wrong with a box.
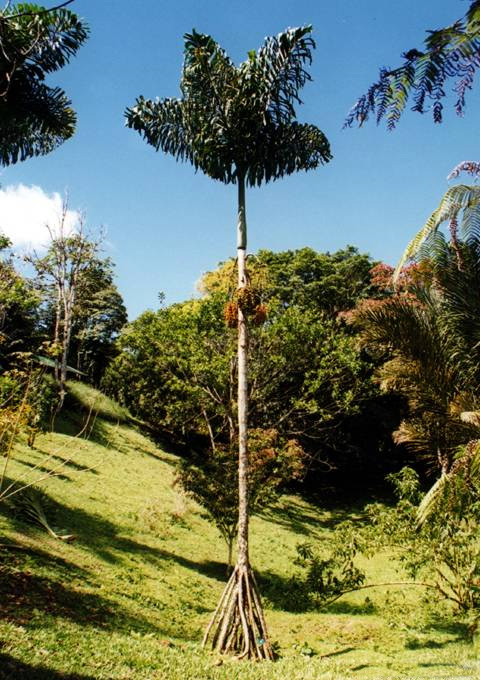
[0,385,477,679]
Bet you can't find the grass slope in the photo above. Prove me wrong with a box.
[0,386,477,679]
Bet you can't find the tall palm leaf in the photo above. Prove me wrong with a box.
[126,26,331,659]
[0,3,88,165]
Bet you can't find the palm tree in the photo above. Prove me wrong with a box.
[126,26,331,659]
[353,231,480,476]
[0,2,88,166]
[345,1,480,128]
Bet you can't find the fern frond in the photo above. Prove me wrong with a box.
[344,2,480,128]
[394,184,480,280]
[416,473,449,528]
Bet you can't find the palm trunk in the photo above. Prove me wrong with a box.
[202,174,273,660]
[236,175,249,570]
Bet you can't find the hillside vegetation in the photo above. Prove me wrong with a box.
[0,386,476,679]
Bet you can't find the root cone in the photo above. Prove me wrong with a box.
[202,562,274,660]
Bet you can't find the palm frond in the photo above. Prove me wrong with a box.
[245,121,331,187]
[394,184,480,279]
[344,1,480,128]
[125,97,195,165]
[1,6,88,74]
[354,295,446,371]
[0,4,88,165]
[250,25,315,125]
[416,473,449,528]
[7,486,75,541]
[0,81,76,164]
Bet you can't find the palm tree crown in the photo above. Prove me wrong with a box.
[126,25,331,187]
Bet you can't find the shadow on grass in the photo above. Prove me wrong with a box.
[320,646,355,659]
[0,542,88,579]
[53,411,127,454]
[424,618,470,636]
[259,498,359,538]
[0,553,180,638]
[324,599,377,615]
[1,564,140,632]
[8,460,72,482]
[0,481,169,567]
[49,454,99,474]
[0,652,96,680]
[53,410,176,467]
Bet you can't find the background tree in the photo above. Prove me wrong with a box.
[105,247,398,496]
[126,26,331,658]
[345,1,480,128]
[0,1,88,165]
[177,429,305,571]
[0,235,39,369]
[29,209,101,407]
[68,257,127,386]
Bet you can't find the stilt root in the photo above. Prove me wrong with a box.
[202,562,274,660]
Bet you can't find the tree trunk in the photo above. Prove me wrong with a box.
[236,175,249,571]
[202,174,273,660]
[53,283,62,383]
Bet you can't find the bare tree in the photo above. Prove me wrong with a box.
[28,202,100,408]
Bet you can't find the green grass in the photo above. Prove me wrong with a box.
[65,380,132,423]
[0,385,477,679]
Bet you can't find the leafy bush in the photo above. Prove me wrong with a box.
[292,521,366,608]
[365,467,480,620]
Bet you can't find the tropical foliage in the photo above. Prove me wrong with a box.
[345,1,480,128]
[352,239,480,474]
[395,161,480,276]
[0,2,88,165]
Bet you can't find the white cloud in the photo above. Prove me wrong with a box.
[0,184,81,250]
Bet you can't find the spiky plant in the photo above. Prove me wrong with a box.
[353,224,480,475]
[126,26,331,659]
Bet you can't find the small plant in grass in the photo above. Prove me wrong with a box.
[293,521,367,608]
[176,429,305,570]
[364,466,480,626]
[6,485,75,541]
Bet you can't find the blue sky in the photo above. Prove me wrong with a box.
[2,0,480,318]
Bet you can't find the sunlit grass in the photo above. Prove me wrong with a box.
[0,392,476,679]
[65,380,132,423]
